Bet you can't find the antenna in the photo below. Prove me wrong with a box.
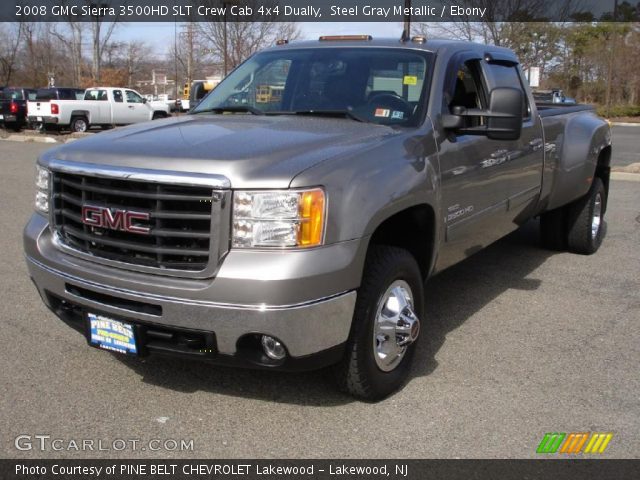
[401,0,411,41]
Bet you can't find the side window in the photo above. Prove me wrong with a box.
[84,90,108,101]
[448,60,486,127]
[484,63,529,119]
[58,90,73,100]
[113,90,123,103]
[125,90,143,104]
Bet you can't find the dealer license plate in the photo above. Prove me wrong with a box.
[88,313,137,355]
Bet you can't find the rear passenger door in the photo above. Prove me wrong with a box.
[111,89,128,123]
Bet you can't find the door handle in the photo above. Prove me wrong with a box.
[128,106,134,109]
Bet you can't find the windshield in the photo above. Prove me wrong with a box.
[192,47,432,126]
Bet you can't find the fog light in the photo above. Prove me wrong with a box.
[261,335,287,361]
[35,190,49,214]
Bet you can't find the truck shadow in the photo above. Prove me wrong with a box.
[115,220,553,405]
[409,220,550,381]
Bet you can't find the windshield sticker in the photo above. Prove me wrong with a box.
[403,75,418,85]
[374,108,390,118]
[391,111,404,120]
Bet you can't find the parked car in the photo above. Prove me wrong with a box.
[28,86,170,132]
[25,38,611,400]
[27,87,85,131]
[0,87,36,131]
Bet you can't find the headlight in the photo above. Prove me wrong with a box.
[232,188,325,248]
[35,165,50,214]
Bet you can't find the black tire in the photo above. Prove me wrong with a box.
[334,245,424,401]
[540,207,567,251]
[70,116,88,133]
[566,177,606,255]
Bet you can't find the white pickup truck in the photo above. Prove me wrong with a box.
[27,87,170,132]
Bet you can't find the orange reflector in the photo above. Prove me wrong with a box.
[319,35,372,41]
[298,189,325,247]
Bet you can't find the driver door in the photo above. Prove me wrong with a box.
[123,90,151,123]
[436,54,516,268]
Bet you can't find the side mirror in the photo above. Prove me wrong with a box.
[142,98,148,104]
[486,87,524,140]
[442,87,524,141]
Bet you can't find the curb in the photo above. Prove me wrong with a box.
[612,172,640,181]
[610,122,640,127]
[0,134,58,144]
[0,133,91,144]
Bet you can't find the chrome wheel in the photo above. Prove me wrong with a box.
[591,192,602,240]
[372,280,420,372]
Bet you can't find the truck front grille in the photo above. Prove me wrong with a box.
[52,172,214,271]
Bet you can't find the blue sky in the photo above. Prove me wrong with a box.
[114,22,406,55]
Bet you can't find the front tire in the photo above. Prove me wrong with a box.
[334,245,424,401]
[566,177,606,254]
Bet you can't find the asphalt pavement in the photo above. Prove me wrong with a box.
[0,138,638,459]
[611,125,640,167]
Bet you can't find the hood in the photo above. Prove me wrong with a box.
[43,115,399,188]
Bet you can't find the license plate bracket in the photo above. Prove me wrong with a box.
[88,313,138,355]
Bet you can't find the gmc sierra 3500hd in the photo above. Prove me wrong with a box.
[24,37,612,400]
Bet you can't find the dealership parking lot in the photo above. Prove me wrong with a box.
[1,138,638,459]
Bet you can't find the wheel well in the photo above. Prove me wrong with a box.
[70,111,89,119]
[596,146,611,212]
[369,205,435,279]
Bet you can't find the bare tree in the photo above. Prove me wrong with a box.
[0,23,26,85]
[196,1,301,75]
[85,0,120,83]
[50,20,86,86]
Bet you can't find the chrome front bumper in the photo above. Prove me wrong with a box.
[25,214,364,364]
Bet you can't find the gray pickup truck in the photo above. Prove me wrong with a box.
[24,37,611,400]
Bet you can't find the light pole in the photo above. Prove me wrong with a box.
[174,20,179,99]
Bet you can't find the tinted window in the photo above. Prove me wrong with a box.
[485,64,522,89]
[2,89,25,100]
[57,89,77,100]
[85,89,108,101]
[485,63,530,118]
[36,89,56,101]
[113,90,123,103]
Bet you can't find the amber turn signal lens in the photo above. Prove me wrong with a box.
[298,189,325,247]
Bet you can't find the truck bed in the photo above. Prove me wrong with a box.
[536,103,594,118]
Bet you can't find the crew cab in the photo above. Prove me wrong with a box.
[27,87,170,132]
[24,38,611,400]
[0,87,36,131]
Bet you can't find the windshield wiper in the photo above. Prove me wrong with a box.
[192,105,264,116]
[289,110,367,123]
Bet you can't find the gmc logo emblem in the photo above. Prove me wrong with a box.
[81,205,150,235]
